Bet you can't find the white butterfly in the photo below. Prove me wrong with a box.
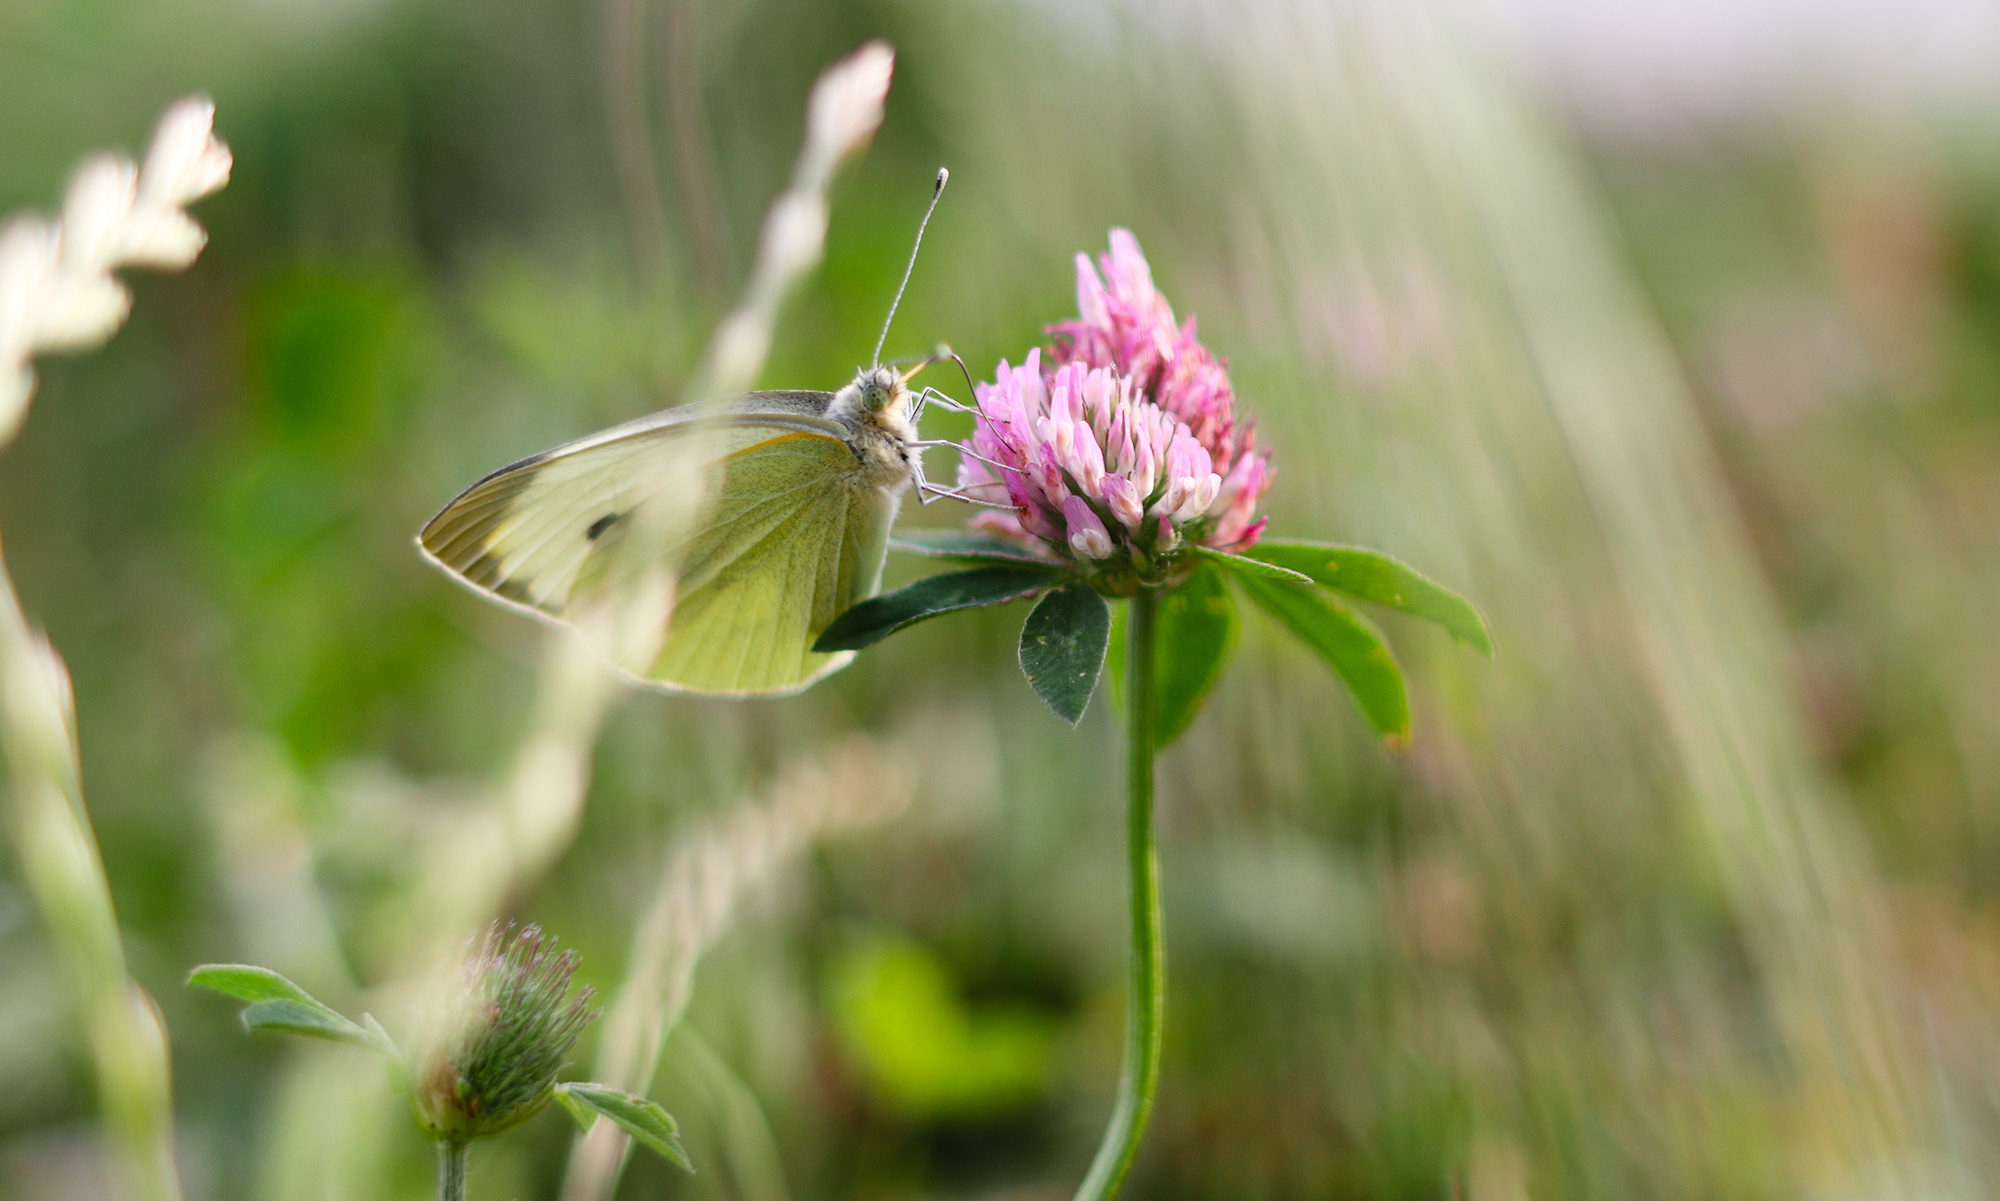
[418,171,997,695]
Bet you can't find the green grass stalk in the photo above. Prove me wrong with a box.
[0,544,183,1201]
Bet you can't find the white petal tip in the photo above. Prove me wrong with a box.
[808,41,895,163]
[119,209,208,269]
[144,95,233,206]
[35,273,132,352]
[60,156,140,270]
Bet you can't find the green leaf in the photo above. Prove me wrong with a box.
[555,1082,694,1173]
[1246,541,1492,655]
[187,964,322,1005]
[553,1083,592,1128]
[1194,546,1314,584]
[814,566,1061,652]
[1235,576,1411,741]
[889,529,1052,565]
[187,964,399,1057]
[1150,568,1240,747]
[1112,569,1242,747]
[238,999,386,1050]
[1018,584,1111,726]
[360,1013,397,1054]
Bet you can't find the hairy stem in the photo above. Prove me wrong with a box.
[1073,592,1165,1201]
[437,1140,469,1201]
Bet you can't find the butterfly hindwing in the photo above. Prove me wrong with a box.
[645,431,897,693]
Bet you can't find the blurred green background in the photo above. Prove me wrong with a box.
[6,0,2000,1197]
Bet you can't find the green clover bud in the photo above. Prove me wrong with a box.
[409,923,598,1142]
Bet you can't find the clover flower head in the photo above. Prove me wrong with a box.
[411,924,598,1142]
[958,230,1271,583]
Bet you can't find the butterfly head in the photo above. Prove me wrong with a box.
[857,364,905,414]
[831,364,916,443]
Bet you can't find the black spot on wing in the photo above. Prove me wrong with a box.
[587,512,622,541]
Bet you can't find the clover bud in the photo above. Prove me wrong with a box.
[410,924,597,1142]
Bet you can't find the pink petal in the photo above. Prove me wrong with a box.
[1102,474,1145,531]
[1061,496,1114,560]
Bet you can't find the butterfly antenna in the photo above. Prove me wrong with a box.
[872,167,949,368]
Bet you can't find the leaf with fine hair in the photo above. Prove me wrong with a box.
[187,963,399,1057]
[238,1000,387,1049]
[1018,584,1111,726]
[1235,577,1411,742]
[889,529,1056,565]
[1246,540,1492,655]
[814,565,1060,652]
[1193,546,1313,584]
[555,1082,694,1173]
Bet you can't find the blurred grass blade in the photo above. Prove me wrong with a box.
[4,570,185,1201]
[815,565,1059,651]
[1236,577,1409,742]
[889,529,1054,565]
[1018,584,1111,725]
[1194,546,1313,583]
[559,741,914,1201]
[673,1029,793,1201]
[555,1083,694,1173]
[1247,541,1492,655]
[189,964,398,1056]
[1148,567,1239,747]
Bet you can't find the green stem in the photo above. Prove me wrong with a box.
[437,1140,469,1201]
[1073,592,1165,1201]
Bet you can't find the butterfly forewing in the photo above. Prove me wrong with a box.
[419,391,898,695]
[420,395,842,616]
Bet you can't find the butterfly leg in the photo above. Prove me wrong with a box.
[906,442,1016,509]
[914,385,973,414]
[910,439,1013,473]
[915,480,1015,509]
[906,452,940,507]
[910,377,1038,469]
[910,454,1008,508]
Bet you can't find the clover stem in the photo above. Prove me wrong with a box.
[437,1140,469,1201]
[1073,591,1165,1201]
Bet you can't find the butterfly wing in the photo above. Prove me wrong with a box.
[643,431,898,693]
[419,392,895,694]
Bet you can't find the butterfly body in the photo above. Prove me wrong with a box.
[826,364,920,490]
[419,366,922,696]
